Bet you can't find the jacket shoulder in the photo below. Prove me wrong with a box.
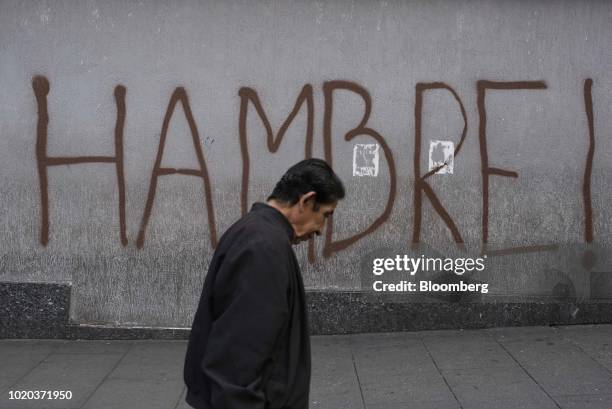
[219,212,292,252]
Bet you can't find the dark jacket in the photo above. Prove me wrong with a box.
[184,202,311,409]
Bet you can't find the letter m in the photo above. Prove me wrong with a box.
[238,85,314,215]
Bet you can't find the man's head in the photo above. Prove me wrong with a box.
[266,159,345,244]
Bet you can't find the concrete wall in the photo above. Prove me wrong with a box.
[1,0,611,328]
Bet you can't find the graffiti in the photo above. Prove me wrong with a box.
[32,75,128,247]
[237,81,397,262]
[136,87,218,249]
[238,84,318,263]
[31,76,600,263]
[238,85,314,215]
[477,80,547,247]
[322,81,397,258]
[583,78,595,244]
[412,83,467,245]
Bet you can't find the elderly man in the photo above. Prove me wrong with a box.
[184,158,345,409]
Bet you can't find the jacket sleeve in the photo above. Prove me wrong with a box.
[201,236,290,409]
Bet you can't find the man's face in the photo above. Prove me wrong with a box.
[292,196,337,244]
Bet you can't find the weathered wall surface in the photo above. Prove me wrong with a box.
[1,0,611,327]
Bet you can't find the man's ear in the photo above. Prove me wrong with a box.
[298,191,317,211]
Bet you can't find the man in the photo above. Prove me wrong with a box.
[184,158,345,409]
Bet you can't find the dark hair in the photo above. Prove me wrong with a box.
[267,159,345,207]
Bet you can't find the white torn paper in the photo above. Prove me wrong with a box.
[428,140,454,174]
[353,143,380,177]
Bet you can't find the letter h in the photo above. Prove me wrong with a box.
[32,76,127,246]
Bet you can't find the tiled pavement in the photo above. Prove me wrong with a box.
[1,324,611,409]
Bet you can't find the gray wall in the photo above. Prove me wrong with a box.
[1,0,611,327]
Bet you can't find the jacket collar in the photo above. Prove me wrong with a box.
[250,202,296,242]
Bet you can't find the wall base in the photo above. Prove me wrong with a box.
[2,282,611,339]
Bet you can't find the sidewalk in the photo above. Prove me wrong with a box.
[0,324,611,409]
